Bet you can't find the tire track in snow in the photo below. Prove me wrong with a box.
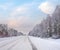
[28,36,37,50]
[9,36,37,50]
[0,36,21,48]
[8,36,32,50]
[7,37,24,50]
[0,36,37,50]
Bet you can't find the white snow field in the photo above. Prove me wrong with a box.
[0,36,60,50]
[29,36,60,50]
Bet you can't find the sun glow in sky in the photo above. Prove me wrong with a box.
[39,2,56,14]
[0,0,59,34]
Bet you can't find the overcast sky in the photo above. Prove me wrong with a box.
[0,0,59,34]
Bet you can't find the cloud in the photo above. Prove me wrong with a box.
[7,19,18,27]
[10,2,38,17]
[0,5,8,10]
[0,2,14,11]
[7,16,29,27]
[38,2,56,14]
[7,16,34,34]
[10,6,28,17]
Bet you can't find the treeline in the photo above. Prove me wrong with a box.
[29,5,60,39]
[0,24,23,37]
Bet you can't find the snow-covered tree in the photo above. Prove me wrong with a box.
[0,24,23,37]
[29,5,60,39]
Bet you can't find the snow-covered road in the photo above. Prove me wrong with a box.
[0,36,60,50]
[0,36,33,50]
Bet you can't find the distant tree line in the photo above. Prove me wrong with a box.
[0,24,23,37]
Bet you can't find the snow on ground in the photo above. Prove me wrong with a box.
[0,36,60,50]
[0,36,32,50]
[29,36,60,50]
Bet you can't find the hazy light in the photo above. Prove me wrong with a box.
[38,2,55,14]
